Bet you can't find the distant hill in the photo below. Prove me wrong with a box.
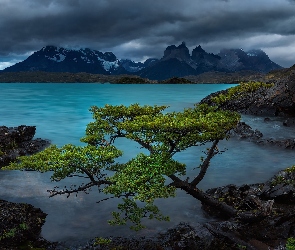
[1,43,282,80]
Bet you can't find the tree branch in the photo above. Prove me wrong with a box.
[48,179,113,198]
[190,139,219,187]
[96,192,136,203]
[78,166,97,183]
[134,138,153,152]
[48,181,97,197]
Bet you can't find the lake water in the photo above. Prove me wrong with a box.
[0,83,294,245]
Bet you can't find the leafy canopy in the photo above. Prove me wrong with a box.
[5,103,240,230]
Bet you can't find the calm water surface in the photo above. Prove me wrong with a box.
[0,83,294,244]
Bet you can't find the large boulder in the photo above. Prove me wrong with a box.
[260,166,295,203]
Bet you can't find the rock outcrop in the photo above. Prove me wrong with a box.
[0,200,48,248]
[0,125,50,167]
[200,65,295,117]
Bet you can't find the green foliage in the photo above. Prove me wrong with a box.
[109,198,170,231]
[211,81,273,105]
[0,228,17,240]
[287,237,295,250]
[6,144,122,182]
[237,244,247,250]
[271,165,295,187]
[4,103,240,229]
[0,223,29,241]
[19,223,28,230]
[286,165,295,174]
[94,237,112,246]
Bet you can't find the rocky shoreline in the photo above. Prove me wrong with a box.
[0,125,50,168]
[1,123,294,249]
[1,66,295,248]
[0,126,51,249]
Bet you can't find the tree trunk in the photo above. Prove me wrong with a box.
[172,181,267,222]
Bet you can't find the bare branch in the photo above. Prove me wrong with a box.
[96,192,136,203]
[48,182,97,197]
[190,139,220,187]
[48,179,113,197]
[78,166,96,183]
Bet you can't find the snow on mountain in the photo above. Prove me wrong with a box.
[101,59,120,71]
[119,59,144,72]
[2,44,282,80]
[45,54,66,62]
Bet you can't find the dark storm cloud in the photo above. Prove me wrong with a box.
[0,0,189,53]
[1,0,295,67]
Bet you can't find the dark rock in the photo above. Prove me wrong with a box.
[0,125,35,145]
[114,76,152,84]
[282,117,295,127]
[159,77,193,84]
[283,120,288,126]
[264,138,295,149]
[229,121,295,149]
[200,168,295,249]
[201,65,295,117]
[260,168,295,203]
[0,125,50,168]
[229,122,263,140]
[264,117,271,122]
[200,84,277,116]
[261,183,295,203]
[76,222,242,250]
[0,200,47,248]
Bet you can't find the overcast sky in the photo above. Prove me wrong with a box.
[1,0,295,70]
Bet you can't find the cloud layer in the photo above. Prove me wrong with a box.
[1,0,295,68]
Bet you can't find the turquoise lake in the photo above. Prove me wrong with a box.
[0,83,294,244]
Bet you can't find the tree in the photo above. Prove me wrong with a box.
[4,103,240,230]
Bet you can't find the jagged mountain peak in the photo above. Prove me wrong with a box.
[217,48,281,72]
[177,41,188,49]
[192,45,205,54]
[165,45,177,50]
[163,42,191,61]
[1,43,283,80]
[3,45,120,74]
[246,49,266,57]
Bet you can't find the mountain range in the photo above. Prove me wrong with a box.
[1,42,282,80]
